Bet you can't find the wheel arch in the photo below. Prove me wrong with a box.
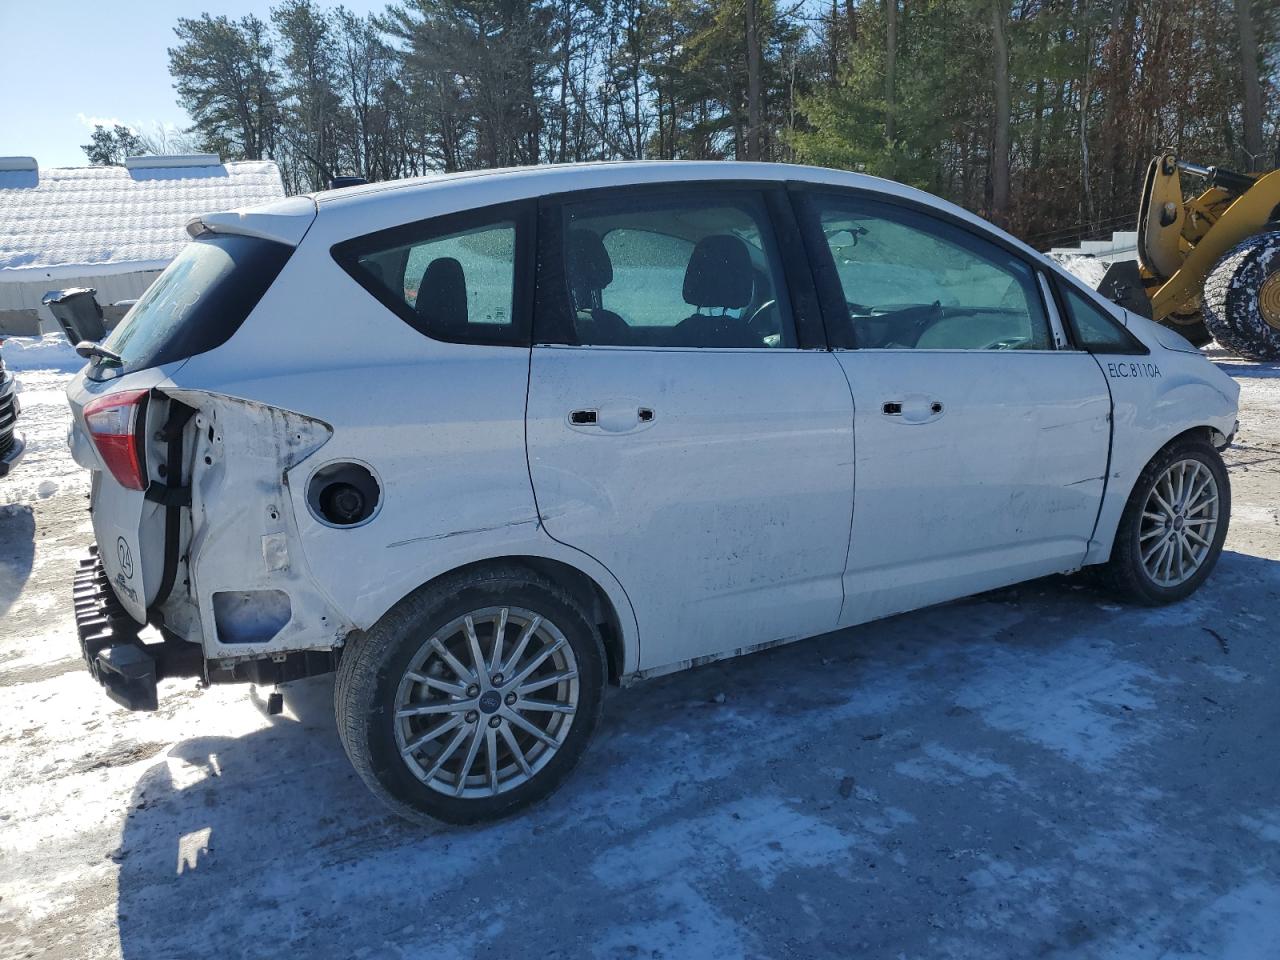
[449,555,630,684]
[1151,424,1230,456]
[362,551,638,683]
[1085,422,1229,565]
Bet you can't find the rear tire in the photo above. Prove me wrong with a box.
[1202,229,1280,360]
[1100,436,1230,605]
[334,564,605,825]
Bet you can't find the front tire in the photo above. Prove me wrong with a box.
[1202,229,1280,360]
[1101,436,1230,604]
[335,565,605,825]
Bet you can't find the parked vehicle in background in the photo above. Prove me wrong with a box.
[64,161,1239,825]
[0,339,24,478]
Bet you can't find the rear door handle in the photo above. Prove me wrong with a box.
[569,409,597,425]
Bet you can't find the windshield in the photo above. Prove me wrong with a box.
[94,234,292,379]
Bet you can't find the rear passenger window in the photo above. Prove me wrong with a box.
[1059,284,1146,354]
[333,204,530,345]
[537,192,796,348]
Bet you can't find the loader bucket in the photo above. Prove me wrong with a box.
[1097,261,1154,319]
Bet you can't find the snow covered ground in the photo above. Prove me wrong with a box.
[1,339,1278,959]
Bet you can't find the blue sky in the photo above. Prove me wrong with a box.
[0,0,384,168]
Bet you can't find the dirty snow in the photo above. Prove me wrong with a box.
[1,354,1279,959]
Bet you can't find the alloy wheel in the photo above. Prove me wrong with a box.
[1138,458,1221,588]
[394,606,580,798]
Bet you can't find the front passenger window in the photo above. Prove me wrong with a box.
[805,195,1052,351]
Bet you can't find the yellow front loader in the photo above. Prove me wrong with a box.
[1098,152,1280,360]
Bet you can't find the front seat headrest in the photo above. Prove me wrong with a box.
[567,230,614,307]
[683,234,753,309]
[416,257,468,333]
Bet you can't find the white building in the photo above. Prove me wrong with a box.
[0,154,285,334]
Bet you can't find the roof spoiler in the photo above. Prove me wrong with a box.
[186,195,318,247]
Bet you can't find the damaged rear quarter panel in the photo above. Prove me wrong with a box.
[165,206,639,673]
[168,389,349,659]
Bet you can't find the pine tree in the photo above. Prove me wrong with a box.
[80,125,146,166]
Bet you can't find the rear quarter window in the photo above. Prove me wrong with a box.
[330,200,535,347]
[97,234,292,379]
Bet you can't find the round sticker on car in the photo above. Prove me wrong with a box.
[116,536,134,579]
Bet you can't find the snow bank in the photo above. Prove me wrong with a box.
[1051,253,1109,289]
[1,334,84,373]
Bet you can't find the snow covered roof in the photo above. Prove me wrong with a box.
[0,156,285,281]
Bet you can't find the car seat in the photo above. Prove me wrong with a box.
[672,235,762,348]
[566,230,631,344]
[415,257,469,338]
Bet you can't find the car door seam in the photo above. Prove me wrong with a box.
[832,353,857,627]
[1085,351,1118,552]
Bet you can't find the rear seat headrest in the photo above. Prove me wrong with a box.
[417,257,468,332]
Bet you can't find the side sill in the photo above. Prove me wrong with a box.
[621,632,808,686]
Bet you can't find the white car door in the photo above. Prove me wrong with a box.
[794,189,1112,625]
[525,186,854,673]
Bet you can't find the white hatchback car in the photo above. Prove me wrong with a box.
[66,162,1239,824]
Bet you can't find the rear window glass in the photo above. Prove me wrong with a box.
[95,234,292,379]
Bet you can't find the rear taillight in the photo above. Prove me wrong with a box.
[83,389,149,490]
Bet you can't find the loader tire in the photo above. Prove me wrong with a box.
[1162,312,1213,347]
[1202,230,1280,360]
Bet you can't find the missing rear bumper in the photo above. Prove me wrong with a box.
[73,547,202,711]
[74,545,339,710]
